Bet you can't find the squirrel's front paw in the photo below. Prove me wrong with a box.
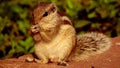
[31,25,40,33]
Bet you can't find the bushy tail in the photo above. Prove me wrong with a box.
[69,32,111,61]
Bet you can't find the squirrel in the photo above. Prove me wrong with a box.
[27,2,111,66]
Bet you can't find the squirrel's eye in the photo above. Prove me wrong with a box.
[43,12,48,17]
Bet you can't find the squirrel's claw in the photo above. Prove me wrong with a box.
[57,61,69,66]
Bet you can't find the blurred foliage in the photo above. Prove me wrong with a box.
[0,0,37,59]
[0,0,120,59]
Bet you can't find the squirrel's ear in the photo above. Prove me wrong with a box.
[49,2,57,8]
[51,2,56,6]
[49,3,58,12]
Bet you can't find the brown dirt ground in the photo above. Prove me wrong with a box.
[0,36,120,68]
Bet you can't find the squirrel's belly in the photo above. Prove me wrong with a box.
[47,25,76,61]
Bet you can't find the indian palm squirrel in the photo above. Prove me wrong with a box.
[27,2,111,66]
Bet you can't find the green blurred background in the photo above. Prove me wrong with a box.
[0,0,120,59]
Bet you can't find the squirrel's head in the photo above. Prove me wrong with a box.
[32,2,58,25]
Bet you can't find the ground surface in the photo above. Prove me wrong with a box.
[0,36,120,68]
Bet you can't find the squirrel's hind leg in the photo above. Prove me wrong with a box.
[34,54,49,64]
